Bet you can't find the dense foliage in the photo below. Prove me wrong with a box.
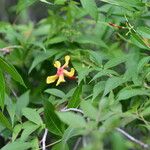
[0,0,150,149]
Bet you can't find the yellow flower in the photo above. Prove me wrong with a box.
[46,55,75,86]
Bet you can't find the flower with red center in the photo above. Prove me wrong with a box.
[46,55,75,86]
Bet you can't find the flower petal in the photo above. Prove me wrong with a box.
[46,75,58,84]
[56,75,65,86]
[63,55,70,68]
[64,68,75,77]
[54,61,61,68]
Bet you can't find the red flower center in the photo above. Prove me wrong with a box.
[57,67,64,76]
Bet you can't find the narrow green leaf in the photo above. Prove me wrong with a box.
[68,82,83,108]
[100,0,143,11]
[0,111,12,131]
[5,95,16,126]
[130,33,150,50]
[117,89,150,101]
[16,0,37,13]
[92,81,105,100]
[104,56,127,69]
[91,69,118,82]
[22,108,43,125]
[80,101,98,120]
[54,0,67,5]
[44,100,63,136]
[125,50,140,85]
[12,124,22,142]
[137,26,150,39]
[111,132,127,150]
[45,88,66,98]
[46,36,67,44]
[0,57,26,87]
[81,0,98,20]
[29,50,58,73]
[74,35,108,49]
[16,91,30,117]
[141,106,150,117]
[0,69,5,109]
[103,76,127,96]
[77,67,92,84]
[137,56,150,73]
[61,127,82,150]
[56,112,87,128]
[52,142,69,150]
[21,122,39,141]
[1,141,32,150]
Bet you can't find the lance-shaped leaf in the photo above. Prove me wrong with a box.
[44,100,64,136]
[0,57,26,87]
[0,69,5,109]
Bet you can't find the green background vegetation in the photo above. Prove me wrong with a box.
[0,0,150,150]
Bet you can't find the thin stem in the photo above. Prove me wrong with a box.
[39,139,61,150]
[41,129,48,150]
[73,137,82,150]
[45,140,61,149]
[61,108,84,114]
[116,128,149,149]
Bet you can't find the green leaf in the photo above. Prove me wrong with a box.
[45,88,66,98]
[80,101,98,120]
[44,100,63,136]
[111,132,127,150]
[100,0,143,11]
[103,76,127,96]
[137,56,150,73]
[125,50,140,85]
[92,81,105,100]
[141,106,150,117]
[29,50,58,73]
[52,143,69,150]
[61,127,82,150]
[22,108,43,125]
[0,111,12,131]
[81,0,98,20]
[0,69,5,109]
[90,69,118,82]
[77,67,92,84]
[88,51,103,65]
[117,89,150,101]
[46,36,67,44]
[12,124,22,142]
[1,141,32,150]
[104,56,127,69]
[74,35,108,49]
[56,112,87,128]
[137,26,150,39]
[30,138,39,150]
[54,0,67,5]
[21,122,39,141]
[5,95,16,126]
[0,57,26,87]
[16,91,30,117]
[130,32,150,50]
[16,0,37,13]
[68,82,83,108]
